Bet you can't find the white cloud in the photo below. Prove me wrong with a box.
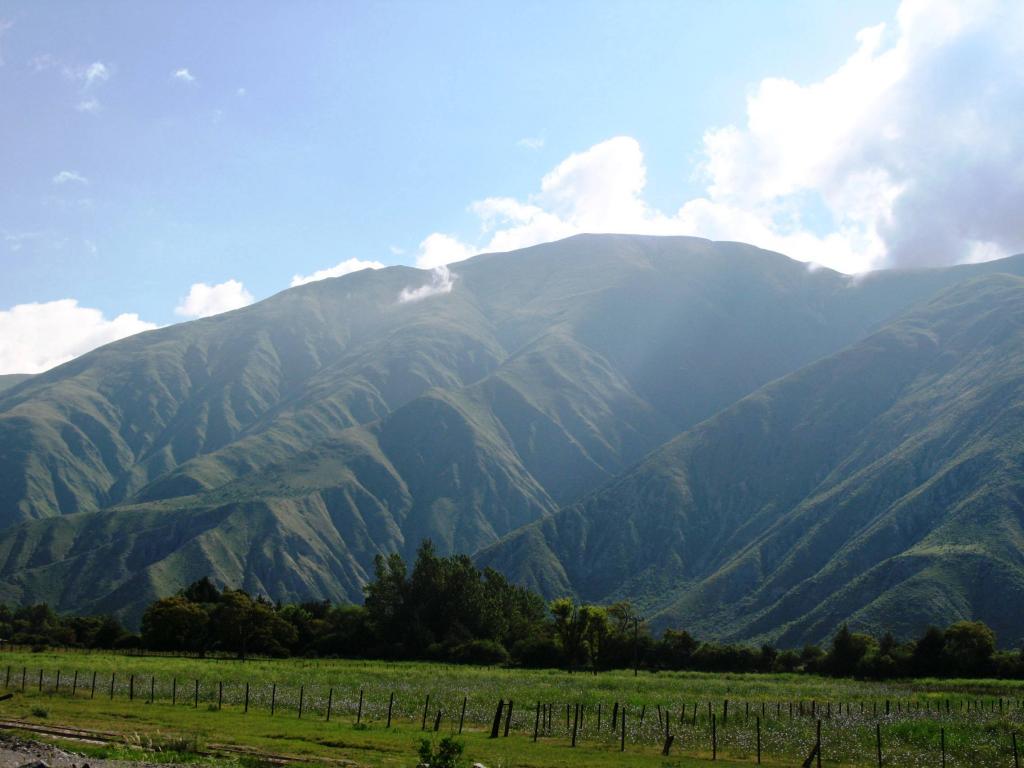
[0,299,157,374]
[52,170,88,185]
[517,137,545,150]
[389,245,405,256]
[398,266,455,303]
[84,61,109,86]
[174,279,253,319]
[173,68,196,84]
[76,98,101,113]
[290,258,385,287]
[409,0,1024,275]
[413,232,477,269]
[237,87,246,97]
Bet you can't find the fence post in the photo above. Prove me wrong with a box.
[533,702,540,742]
[712,713,717,761]
[297,685,304,718]
[757,715,761,764]
[940,727,945,768]
[244,682,249,714]
[72,671,78,697]
[38,668,43,692]
[459,696,467,735]
[489,699,504,738]
[55,670,60,693]
[109,672,115,700]
[326,688,333,722]
[218,681,223,710]
[504,700,514,737]
[387,692,394,728]
[172,677,177,705]
[271,683,276,716]
[150,676,155,704]
[357,688,363,724]
[194,679,199,709]
[816,719,822,768]
[90,671,96,699]
[621,707,626,752]
[423,693,431,731]
[571,703,579,747]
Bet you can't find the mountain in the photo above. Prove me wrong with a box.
[0,374,32,393]
[1,234,1024,627]
[478,273,1024,646]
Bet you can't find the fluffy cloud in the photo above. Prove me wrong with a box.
[290,258,385,287]
[174,279,253,319]
[52,170,88,185]
[76,98,100,113]
[173,68,196,84]
[416,0,1024,274]
[398,266,455,303]
[0,300,157,374]
[396,234,469,302]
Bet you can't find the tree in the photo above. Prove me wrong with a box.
[551,598,598,672]
[944,621,996,676]
[141,596,208,652]
[826,624,876,677]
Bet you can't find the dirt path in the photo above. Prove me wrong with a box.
[0,733,169,768]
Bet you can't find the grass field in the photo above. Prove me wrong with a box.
[1,651,1023,767]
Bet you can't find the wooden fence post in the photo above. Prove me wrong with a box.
[489,699,504,739]
[459,696,467,734]
[712,713,717,761]
[387,692,394,728]
[297,685,304,718]
[271,683,276,716]
[533,702,540,742]
[90,671,96,699]
[244,682,249,714]
[571,703,578,747]
[757,715,761,764]
[357,688,363,724]
[326,688,333,722]
[504,700,514,737]
[109,672,115,700]
[422,694,430,731]
[194,679,199,709]
[71,671,78,697]
[621,707,626,752]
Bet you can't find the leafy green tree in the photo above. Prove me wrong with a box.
[943,621,996,676]
[141,596,209,652]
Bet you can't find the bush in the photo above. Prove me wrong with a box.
[418,737,464,768]
[450,639,509,666]
[511,637,563,668]
[30,706,48,718]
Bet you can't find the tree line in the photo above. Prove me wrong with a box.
[1,540,1020,679]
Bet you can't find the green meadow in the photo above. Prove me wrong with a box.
[1,651,1023,767]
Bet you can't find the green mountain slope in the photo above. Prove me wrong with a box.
[478,274,1024,646]
[0,374,32,394]
[3,234,1024,626]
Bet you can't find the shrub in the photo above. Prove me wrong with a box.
[450,639,509,666]
[418,737,464,768]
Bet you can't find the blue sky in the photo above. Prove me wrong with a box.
[1,0,1022,373]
